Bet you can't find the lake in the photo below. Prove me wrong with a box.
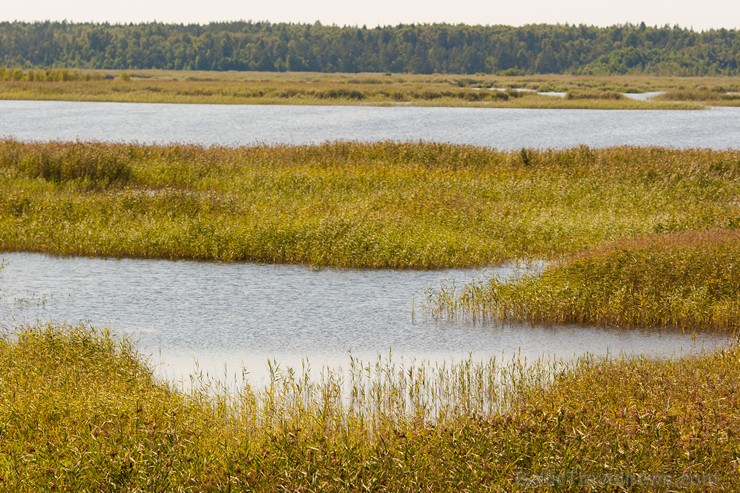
[0,100,738,149]
[0,253,728,385]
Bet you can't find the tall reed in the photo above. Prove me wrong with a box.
[1,141,736,268]
[1,324,737,490]
[430,230,739,331]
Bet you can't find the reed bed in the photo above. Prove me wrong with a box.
[0,324,736,491]
[430,230,739,332]
[0,69,723,108]
[565,90,625,100]
[1,141,737,269]
[656,88,740,106]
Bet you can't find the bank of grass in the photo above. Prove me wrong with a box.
[565,89,626,100]
[0,68,725,108]
[0,323,736,491]
[431,230,739,332]
[657,88,740,107]
[1,141,737,268]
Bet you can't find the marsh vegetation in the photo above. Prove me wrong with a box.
[430,230,739,332]
[0,138,737,490]
[0,324,736,490]
[3,69,739,108]
[1,141,736,268]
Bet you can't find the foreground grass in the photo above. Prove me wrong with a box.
[431,230,739,332]
[1,141,737,268]
[0,324,736,491]
[2,68,732,108]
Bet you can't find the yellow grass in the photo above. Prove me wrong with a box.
[1,69,727,108]
[430,230,739,332]
[1,141,737,268]
[0,324,736,491]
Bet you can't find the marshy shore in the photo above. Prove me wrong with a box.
[0,139,737,490]
[2,69,738,108]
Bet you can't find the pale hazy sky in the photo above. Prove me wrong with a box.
[3,0,738,31]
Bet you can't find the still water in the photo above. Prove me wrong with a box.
[0,100,738,149]
[0,253,727,384]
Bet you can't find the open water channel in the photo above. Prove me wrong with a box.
[0,101,736,384]
[0,253,728,385]
[0,100,738,149]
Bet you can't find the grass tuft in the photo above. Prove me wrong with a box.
[9,141,134,188]
[430,230,739,331]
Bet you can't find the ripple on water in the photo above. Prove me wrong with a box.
[0,252,730,385]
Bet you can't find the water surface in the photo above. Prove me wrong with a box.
[624,91,665,101]
[1,100,737,149]
[0,253,727,384]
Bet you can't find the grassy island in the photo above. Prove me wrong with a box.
[1,141,737,268]
[2,69,738,108]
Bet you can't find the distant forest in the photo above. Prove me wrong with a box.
[0,21,737,75]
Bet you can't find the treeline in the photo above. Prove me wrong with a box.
[0,21,737,75]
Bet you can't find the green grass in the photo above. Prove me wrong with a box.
[1,141,737,268]
[430,230,739,332]
[0,324,736,491]
[1,68,727,108]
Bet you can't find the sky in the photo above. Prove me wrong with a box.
[2,0,738,31]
